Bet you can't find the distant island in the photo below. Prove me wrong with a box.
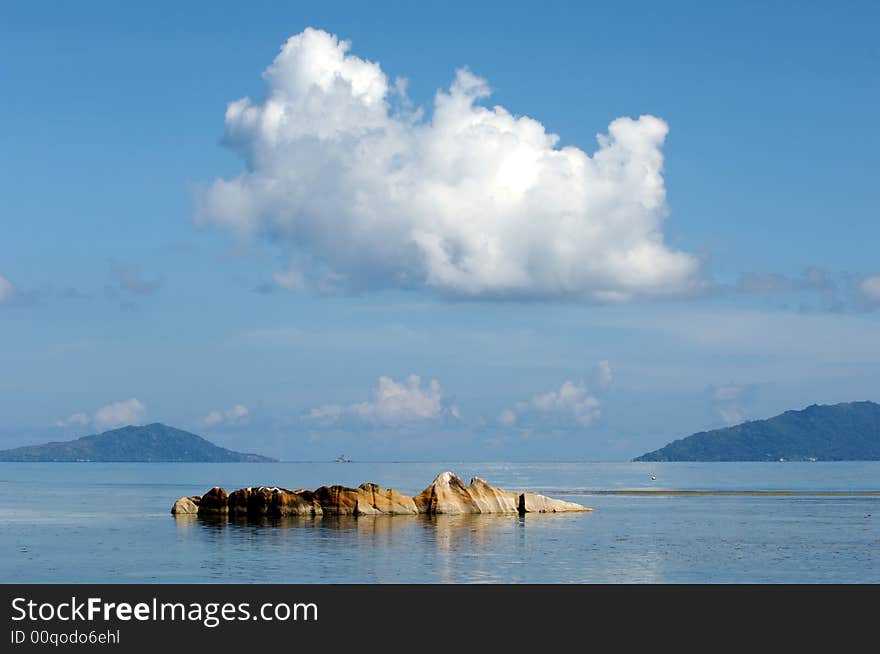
[634,401,880,462]
[0,423,276,462]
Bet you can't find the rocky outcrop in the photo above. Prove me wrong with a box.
[197,487,229,515]
[413,471,482,514]
[175,471,591,517]
[414,472,585,514]
[313,485,375,515]
[358,483,419,515]
[274,488,323,516]
[518,492,590,513]
[213,483,418,517]
[171,495,200,514]
[227,486,323,517]
[466,476,520,513]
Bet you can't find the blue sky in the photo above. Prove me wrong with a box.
[1,0,878,460]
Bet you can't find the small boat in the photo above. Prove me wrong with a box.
[335,454,352,463]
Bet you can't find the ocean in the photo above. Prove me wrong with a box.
[2,461,878,583]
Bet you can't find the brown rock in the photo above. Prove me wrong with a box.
[171,496,200,515]
[413,471,481,514]
[518,491,591,513]
[197,487,229,515]
[273,489,323,517]
[177,472,591,518]
[357,483,418,515]
[313,485,378,515]
[229,486,323,517]
[468,477,519,513]
[228,487,259,516]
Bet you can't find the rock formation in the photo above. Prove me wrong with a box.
[197,487,229,515]
[413,471,483,514]
[171,471,591,517]
[519,491,591,513]
[358,483,419,515]
[228,486,323,517]
[171,495,200,514]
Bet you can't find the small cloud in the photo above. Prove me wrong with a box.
[498,409,517,427]
[735,269,837,296]
[271,269,308,292]
[55,412,90,428]
[56,398,147,431]
[709,384,757,426]
[860,276,880,306]
[735,272,793,295]
[203,404,249,427]
[93,398,147,430]
[0,274,16,304]
[309,374,457,426]
[596,360,613,389]
[718,405,745,426]
[499,380,601,429]
[732,268,851,312]
[111,264,162,296]
[484,435,508,448]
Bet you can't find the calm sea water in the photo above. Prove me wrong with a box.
[1,462,878,583]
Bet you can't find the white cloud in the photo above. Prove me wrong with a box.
[710,384,755,426]
[203,404,249,427]
[860,276,880,304]
[56,398,147,431]
[111,265,161,296]
[309,374,456,426]
[55,412,90,428]
[197,27,701,301]
[718,405,745,426]
[93,399,147,430]
[271,269,307,291]
[499,380,601,428]
[596,360,613,388]
[0,274,15,304]
[713,385,742,402]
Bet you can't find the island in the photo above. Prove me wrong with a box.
[0,423,276,462]
[171,470,591,516]
[634,400,880,462]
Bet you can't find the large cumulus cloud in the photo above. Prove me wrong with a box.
[499,380,601,429]
[197,28,701,301]
[308,374,458,427]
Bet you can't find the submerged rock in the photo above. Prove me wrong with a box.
[176,472,591,517]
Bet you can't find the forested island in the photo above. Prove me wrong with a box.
[635,401,880,462]
[0,423,276,462]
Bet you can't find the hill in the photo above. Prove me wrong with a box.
[0,423,276,462]
[634,401,880,462]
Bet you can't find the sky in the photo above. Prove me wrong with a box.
[1,0,878,460]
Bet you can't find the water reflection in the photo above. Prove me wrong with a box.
[170,511,597,583]
[178,511,574,549]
